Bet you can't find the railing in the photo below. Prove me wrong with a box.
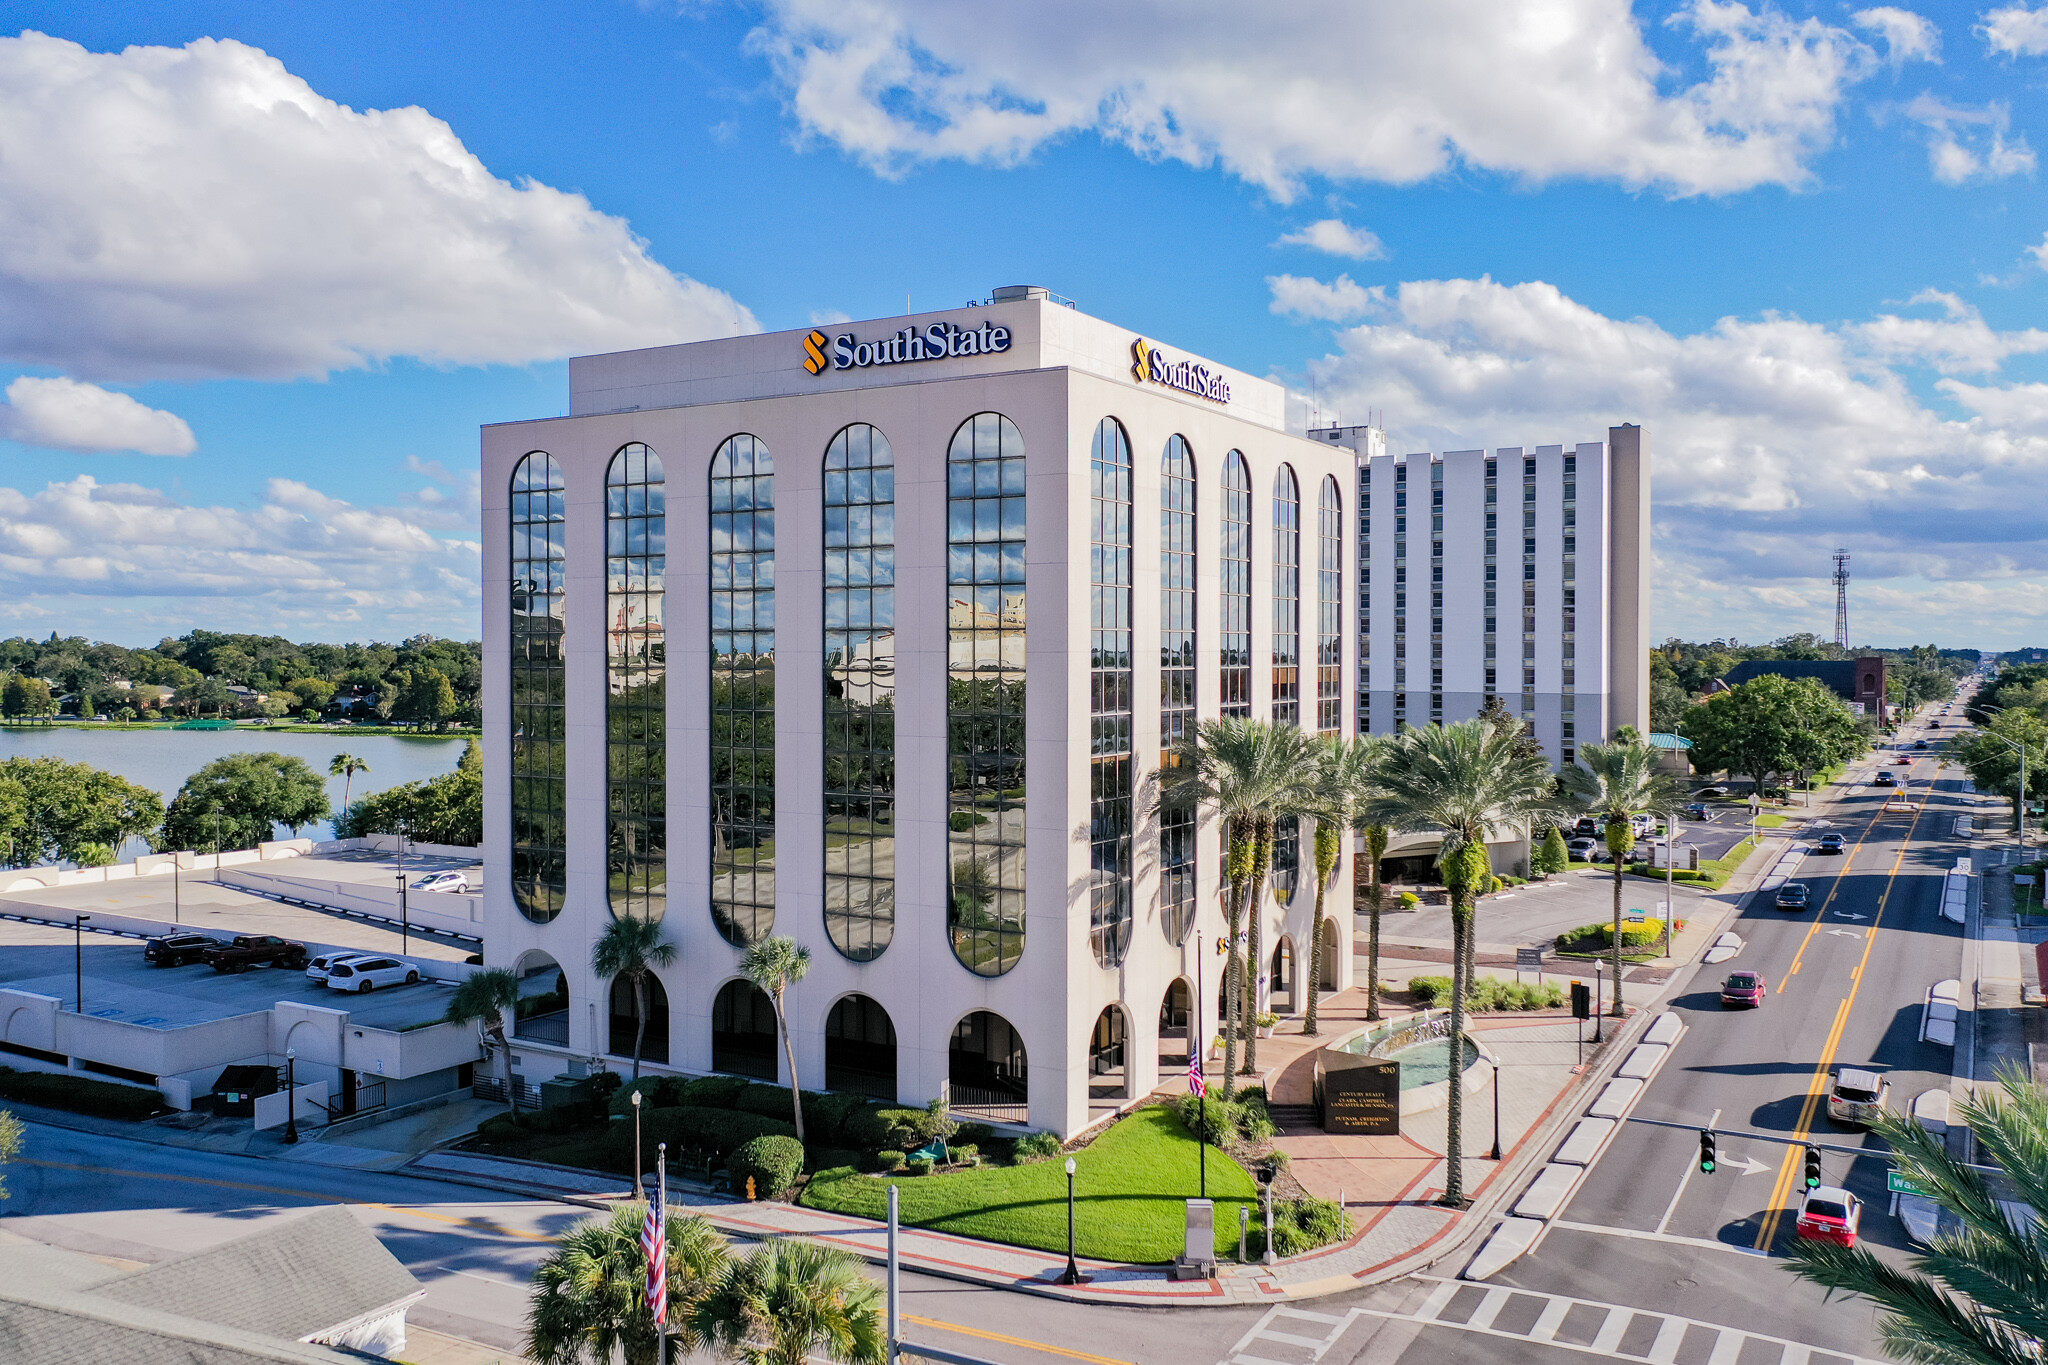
[944,1080,1027,1125]
[472,1076,541,1110]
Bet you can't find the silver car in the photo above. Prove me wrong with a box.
[305,952,373,984]
[1826,1067,1890,1126]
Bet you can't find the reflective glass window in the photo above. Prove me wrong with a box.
[1272,465,1301,727]
[606,444,666,922]
[510,452,566,923]
[1221,451,1252,718]
[1089,417,1133,969]
[1159,436,1197,946]
[1318,474,1343,735]
[710,434,776,946]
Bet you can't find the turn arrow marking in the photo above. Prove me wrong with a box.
[1731,1155,1772,1176]
[1832,912,1868,920]
[1826,929,1863,938]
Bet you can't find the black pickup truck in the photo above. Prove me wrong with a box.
[202,934,308,973]
[144,932,225,967]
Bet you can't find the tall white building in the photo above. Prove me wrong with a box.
[1308,425,1651,767]
[481,288,1358,1137]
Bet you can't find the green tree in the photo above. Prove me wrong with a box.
[335,768,481,846]
[1681,673,1854,794]
[1156,717,1316,1095]
[329,753,370,809]
[691,1238,887,1365]
[395,667,458,731]
[71,842,116,868]
[174,676,232,718]
[445,967,521,1112]
[0,757,163,865]
[1,674,56,719]
[1786,1070,2048,1365]
[1534,825,1569,875]
[528,1204,731,1365]
[1362,719,1558,1204]
[0,1108,20,1201]
[1956,709,2048,834]
[592,916,677,1081]
[459,737,482,774]
[740,936,813,1143]
[162,752,330,852]
[1359,821,1391,1024]
[1305,735,1382,1037]
[1561,740,1683,1015]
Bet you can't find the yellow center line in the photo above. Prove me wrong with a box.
[902,1314,1137,1365]
[15,1158,553,1241]
[1752,795,1929,1251]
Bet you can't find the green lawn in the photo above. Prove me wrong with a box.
[800,1107,1259,1263]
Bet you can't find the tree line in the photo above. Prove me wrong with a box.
[1652,633,1975,733]
[0,629,480,728]
[0,744,481,867]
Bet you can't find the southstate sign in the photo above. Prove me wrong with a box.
[1130,337,1230,405]
[803,320,1012,376]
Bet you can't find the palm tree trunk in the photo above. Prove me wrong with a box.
[1609,857,1625,1017]
[1222,817,1248,1100]
[631,971,648,1082]
[775,990,805,1144]
[1365,853,1383,1024]
[1441,893,1469,1206]
[1243,815,1273,1076]
[1305,879,1326,1037]
[490,1023,515,1114]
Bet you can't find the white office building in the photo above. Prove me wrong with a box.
[481,288,1360,1137]
[1307,426,1651,767]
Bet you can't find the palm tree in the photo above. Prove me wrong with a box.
[740,935,813,1143]
[446,967,521,1112]
[1359,821,1391,1023]
[1361,719,1559,1206]
[329,753,369,811]
[1304,736,1383,1036]
[1560,739,1683,1018]
[592,916,678,1081]
[691,1238,887,1365]
[1157,718,1314,1096]
[1786,1068,2048,1365]
[528,1204,730,1365]
[1241,727,1318,1074]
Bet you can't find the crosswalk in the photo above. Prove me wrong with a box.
[1216,1278,1882,1365]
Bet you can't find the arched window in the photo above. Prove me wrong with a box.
[710,435,776,946]
[824,994,897,1100]
[1159,436,1197,946]
[949,1010,1028,1123]
[509,452,567,924]
[710,979,778,1079]
[608,971,670,1065]
[946,413,1026,977]
[1221,452,1252,718]
[1272,464,1301,727]
[1089,417,1133,969]
[607,444,666,923]
[823,424,896,961]
[512,951,568,1045]
[1318,475,1343,736]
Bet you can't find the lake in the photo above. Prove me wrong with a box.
[0,726,469,845]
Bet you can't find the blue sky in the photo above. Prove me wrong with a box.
[2,0,2047,647]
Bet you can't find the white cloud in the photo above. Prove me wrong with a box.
[0,474,480,638]
[809,308,854,326]
[1274,220,1387,260]
[0,31,757,382]
[1904,95,2036,183]
[0,377,196,455]
[746,0,1878,198]
[1268,274,1380,322]
[1852,7,1940,64]
[1981,3,2048,55]
[1292,274,2048,643]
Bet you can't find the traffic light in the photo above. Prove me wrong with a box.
[1698,1129,1717,1174]
[1570,981,1592,1020]
[1804,1146,1823,1190]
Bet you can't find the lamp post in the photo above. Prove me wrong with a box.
[1489,1055,1504,1161]
[73,913,89,1012]
[1969,705,2033,856]
[631,1089,645,1201]
[283,1047,299,1144]
[1059,1156,1089,1284]
[1662,822,1677,958]
[1591,959,1604,1044]
[396,820,410,954]
[1258,1161,1277,1266]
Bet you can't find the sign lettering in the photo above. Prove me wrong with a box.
[1130,337,1231,405]
[803,321,1011,377]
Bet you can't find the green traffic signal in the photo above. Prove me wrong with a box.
[1698,1128,1717,1174]
[1804,1146,1823,1189]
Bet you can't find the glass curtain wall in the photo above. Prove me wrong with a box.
[710,435,776,946]
[1159,436,1197,946]
[946,413,1027,977]
[1221,451,1252,719]
[606,444,666,922]
[1089,418,1133,969]
[509,452,567,923]
[1317,475,1342,736]
[1272,465,1301,727]
[823,424,897,961]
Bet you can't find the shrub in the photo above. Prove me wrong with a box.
[589,1071,623,1106]
[476,1112,522,1143]
[1406,975,1454,1005]
[0,1067,163,1121]
[1014,1130,1064,1161]
[1245,1194,1354,1260]
[526,1103,593,1135]
[874,1149,906,1171]
[608,1075,686,1117]
[842,1105,896,1151]
[803,1090,868,1147]
[876,1098,956,1151]
[729,1135,805,1198]
[1233,1088,1277,1143]
[905,1156,935,1177]
[612,1105,796,1164]
[735,1084,796,1121]
[679,1075,751,1109]
[1398,891,1422,910]
[1535,827,1569,875]
[949,1143,979,1166]
[952,1122,995,1147]
[1173,1094,1241,1145]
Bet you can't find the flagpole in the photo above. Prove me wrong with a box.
[1195,930,1207,1200]
[656,1142,668,1363]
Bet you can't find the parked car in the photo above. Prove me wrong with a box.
[1720,971,1768,1007]
[1775,882,1811,910]
[1796,1186,1863,1247]
[305,951,373,984]
[409,870,470,893]
[1816,832,1845,853]
[202,934,308,973]
[1631,813,1658,836]
[1826,1067,1890,1126]
[323,956,420,992]
[1566,837,1598,861]
[144,932,226,967]
[1874,771,1898,787]
[1685,802,1710,820]
[1573,817,1601,838]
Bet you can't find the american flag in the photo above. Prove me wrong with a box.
[1188,1054,1207,1099]
[641,1181,667,1326]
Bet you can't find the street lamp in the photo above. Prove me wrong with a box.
[1257,1160,1277,1266]
[631,1089,645,1201]
[396,820,410,954]
[1059,1156,1089,1284]
[283,1047,299,1144]
[73,913,89,1012]
[1967,705,2034,856]
[1489,1054,1504,1161]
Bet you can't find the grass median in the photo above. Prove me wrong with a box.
[800,1106,1259,1263]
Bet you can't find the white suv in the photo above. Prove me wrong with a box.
[1826,1067,1890,1126]
[323,957,421,993]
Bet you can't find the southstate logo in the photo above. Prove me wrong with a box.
[1130,337,1152,383]
[802,329,831,376]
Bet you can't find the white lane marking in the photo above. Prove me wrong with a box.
[1528,1296,1572,1343]
[1588,1309,1633,1356]
[1411,1280,1461,1322]
[1550,1217,1771,1258]
[1656,1106,1720,1234]
[1465,1286,1513,1331]
[1647,1315,1688,1364]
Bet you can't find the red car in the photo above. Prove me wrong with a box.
[1720,971,1767,1007]
[1796,1186,1862,1246]
[1894,756,1912,765]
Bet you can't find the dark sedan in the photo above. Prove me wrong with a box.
[1816,833,1845,853]
[144,933,225,967]
[1775,882,1811,910]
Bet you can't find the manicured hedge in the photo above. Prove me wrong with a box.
[729,1135,804,1198]
[0,1067,163,1120]
[609,1104,796,1163]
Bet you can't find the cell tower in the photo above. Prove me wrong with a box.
[1832,550,1851,650]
